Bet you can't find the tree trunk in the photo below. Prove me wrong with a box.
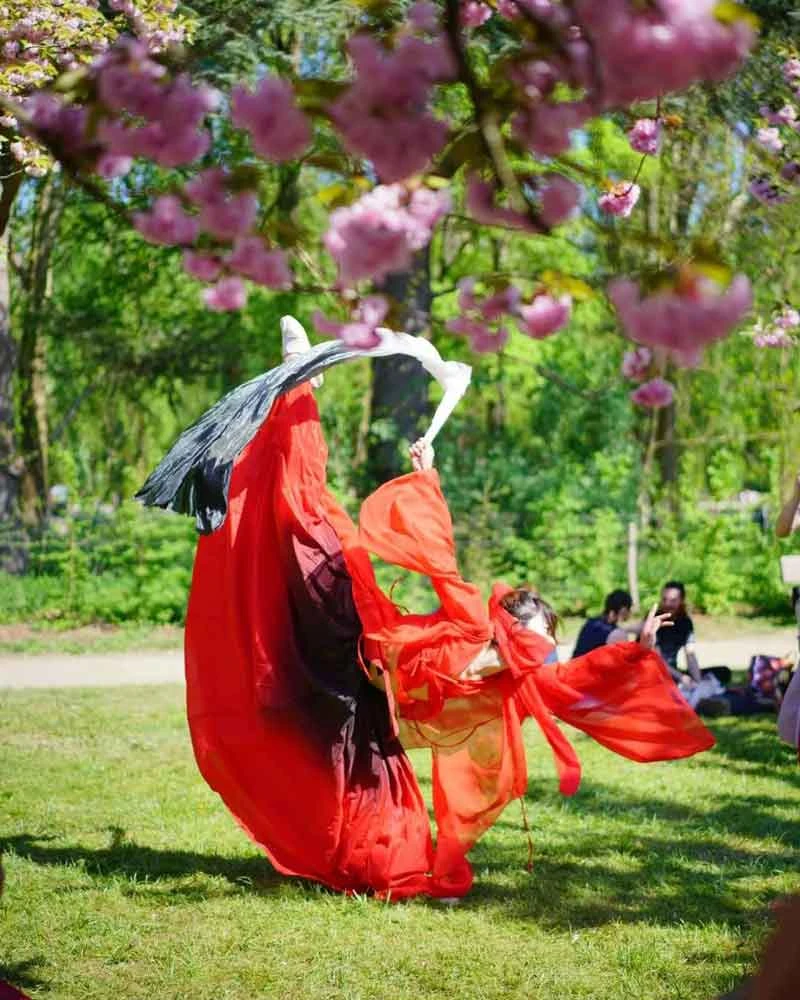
[17,176,64,526]
[366,248,432,486]
[0,155,24,570]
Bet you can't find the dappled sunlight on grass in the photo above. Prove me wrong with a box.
[1,686,798,999]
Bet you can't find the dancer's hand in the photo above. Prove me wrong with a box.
[640,604,672,649]
[459,641,506,681]
[409,438,435,471]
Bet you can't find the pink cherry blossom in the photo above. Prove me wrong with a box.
[231,77,311,162]
[97,63,163,117]
[481,286,522,321]
[313,296,388,349]
[407,185,452,229]
[448,315,510,354]
[517,293,572,339]
[329,34,453,183]
[599,182,640,218]
[574,0,754,107]
[324,184,450,286]
[227,237,292,289]
[628,118,662,155]
[25,93,88,155]
[457,278,479,313]
[408,1,439,31]
[608,272,752,366]
[449,278,518,353]
[776,307,800,330]
[749,178,788,205]
[95,152,133,179]
[630,377,675,409]
[133,196,199,247]
[539,174,582,227]
[754,328,793,349]
[781,162,800,184]
[198,190,258,242]
[185,168,227,205]
[159,76,220,130]
[511,59,560,102]
[621,346,652,382]
[513,99,591,157]
[497,0,522,17]
[96,119,210,169]
[784,59,800,85]
[756,127,784,153]
[466,175,538,231]
[183,251,223,282]
[461,1,492,27]
[761,104,798,127]
[183,168,260,241]
[202,277,248,312]
[155,126,211,168]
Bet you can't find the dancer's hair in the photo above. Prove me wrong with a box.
[604,589,633,615]
[500,587,558,638]
[663,580,686,597]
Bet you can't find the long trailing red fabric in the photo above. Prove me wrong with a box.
[185,385,714,899]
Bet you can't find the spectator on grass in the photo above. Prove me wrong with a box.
[572,589,633,658]
[653,581,702,686]
[775,475,800,747]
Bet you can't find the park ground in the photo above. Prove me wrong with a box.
[1,618,799,999]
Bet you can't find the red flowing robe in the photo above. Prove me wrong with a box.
[185,386,714,899]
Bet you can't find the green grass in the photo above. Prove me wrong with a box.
[2,686,800,1000]
[0,624,183,656]
[0,612,792,657]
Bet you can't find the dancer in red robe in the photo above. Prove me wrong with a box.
[140,318,714,900]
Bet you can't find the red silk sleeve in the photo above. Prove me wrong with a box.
[524,642,716,763]
[357,469,491,642]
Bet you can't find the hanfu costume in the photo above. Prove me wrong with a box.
[138,322,714,899]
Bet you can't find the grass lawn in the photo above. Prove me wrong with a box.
[0,612,794,657]
[2,685,800,1000]
[0,625,183,657]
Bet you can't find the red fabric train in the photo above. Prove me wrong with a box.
[185,385,714,899]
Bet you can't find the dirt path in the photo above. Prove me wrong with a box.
[0,630,796,689]
[0,650,184,688]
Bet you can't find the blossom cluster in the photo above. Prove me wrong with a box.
[447,277,571,353]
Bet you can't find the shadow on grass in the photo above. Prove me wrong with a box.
[459,722,800,929]
[1,831,287,901]
[706,717,800,770]
[5,719,799,927]
[0,956,49,992]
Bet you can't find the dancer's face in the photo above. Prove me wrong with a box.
[524,609,555,641]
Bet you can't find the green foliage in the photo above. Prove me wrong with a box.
[0,504,196,625]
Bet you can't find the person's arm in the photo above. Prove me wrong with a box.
[606,627,629,645]
[639,605,693,685]
[684,631,702,682]
[458,641,506,681]
[776,473,800,538]
[356,439,492,645]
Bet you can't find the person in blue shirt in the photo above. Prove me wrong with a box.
[572,589,633,658]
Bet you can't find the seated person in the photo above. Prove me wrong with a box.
[572,590,633,658]
[653,581,702,686]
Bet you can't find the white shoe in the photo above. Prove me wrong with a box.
[280,315,323,388]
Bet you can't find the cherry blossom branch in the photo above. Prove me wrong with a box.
[442,0,536,225]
